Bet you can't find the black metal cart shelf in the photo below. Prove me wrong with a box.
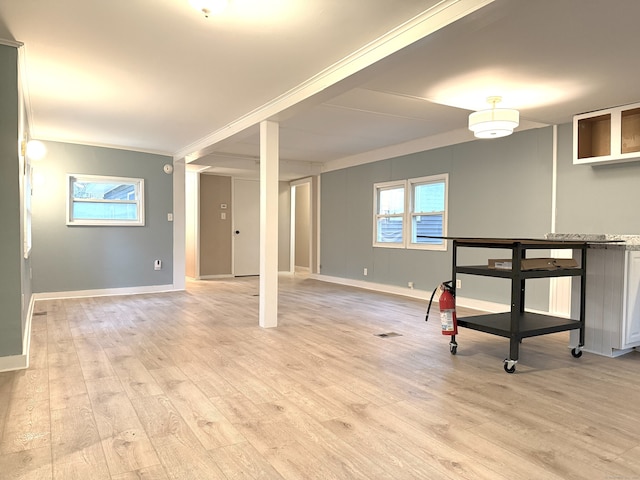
[450,238,587,373]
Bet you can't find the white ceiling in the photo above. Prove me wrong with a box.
[2,0,640,180]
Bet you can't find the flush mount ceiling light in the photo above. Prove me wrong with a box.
[189,0,228,17]
[468,96,519,139]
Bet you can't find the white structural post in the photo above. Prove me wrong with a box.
[173,160,186,291]
[259,120,279,328]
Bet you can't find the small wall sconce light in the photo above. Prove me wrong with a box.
[25,140,47,160]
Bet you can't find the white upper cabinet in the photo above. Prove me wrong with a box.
[573,102,640,165]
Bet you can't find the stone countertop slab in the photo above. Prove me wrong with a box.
[545,233,640,250]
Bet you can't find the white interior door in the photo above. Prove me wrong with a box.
[233,178,260,276]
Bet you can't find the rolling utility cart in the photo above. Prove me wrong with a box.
[450,238,587,373]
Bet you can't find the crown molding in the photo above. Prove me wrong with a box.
[0,38,23,48]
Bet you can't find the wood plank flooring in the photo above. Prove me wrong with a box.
[1,275,640,479]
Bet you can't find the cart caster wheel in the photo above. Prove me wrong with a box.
[449,344,457,355]
[571,347,583,358]
[503,359,517,374]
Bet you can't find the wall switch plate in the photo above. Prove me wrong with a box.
[167,213,173,221]
[456,279,462,289]
[221,212,226,220]
[154,260,162,270]
[363,268,368,276]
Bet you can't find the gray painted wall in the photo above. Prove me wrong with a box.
[321,127,554,310]
[0,44,23,356]
[200,174,232,276]
[31,141,174,292]
[556,122,640,233]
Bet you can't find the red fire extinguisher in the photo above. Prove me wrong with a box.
[426,280,458,335]
[438,282,458,335]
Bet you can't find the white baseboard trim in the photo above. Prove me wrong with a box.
[33,284,178,301]
[311,273,432,300]
[310,274,514,313]
[0,353,28,372]
[0,296,34,373]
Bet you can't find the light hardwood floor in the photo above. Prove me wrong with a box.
[1,276,640,479]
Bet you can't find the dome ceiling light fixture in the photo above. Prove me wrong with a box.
[468,96,519,139]
[189,0,229,18]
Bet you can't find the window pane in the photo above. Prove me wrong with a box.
[413,182,444,213]
[68,175,144,226]
[378,187,404,214]
[376,217,403,243]
[412,214,443,244]
[73,202,139,221]
[73,181,136,200]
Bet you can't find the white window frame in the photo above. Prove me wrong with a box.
[373,180,406,248]
[408,173,448,251]
[67,174,145,226]
[373,174,449,251]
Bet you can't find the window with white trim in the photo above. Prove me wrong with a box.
[67,174,145,226]
[373,181,405,247]
[409,174,448,250]
[373,174,448,250]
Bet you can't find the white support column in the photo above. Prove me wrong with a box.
[259,120,279,328]
[172,160,186,291]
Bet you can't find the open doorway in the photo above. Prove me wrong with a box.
[290,177,318,275]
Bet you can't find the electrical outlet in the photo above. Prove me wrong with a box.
[363,268,368,276]
[456,279,462,289]
[408,281,414,289]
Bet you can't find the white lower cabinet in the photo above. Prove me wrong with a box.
[580,248,640,356]
[623,251,640,348]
